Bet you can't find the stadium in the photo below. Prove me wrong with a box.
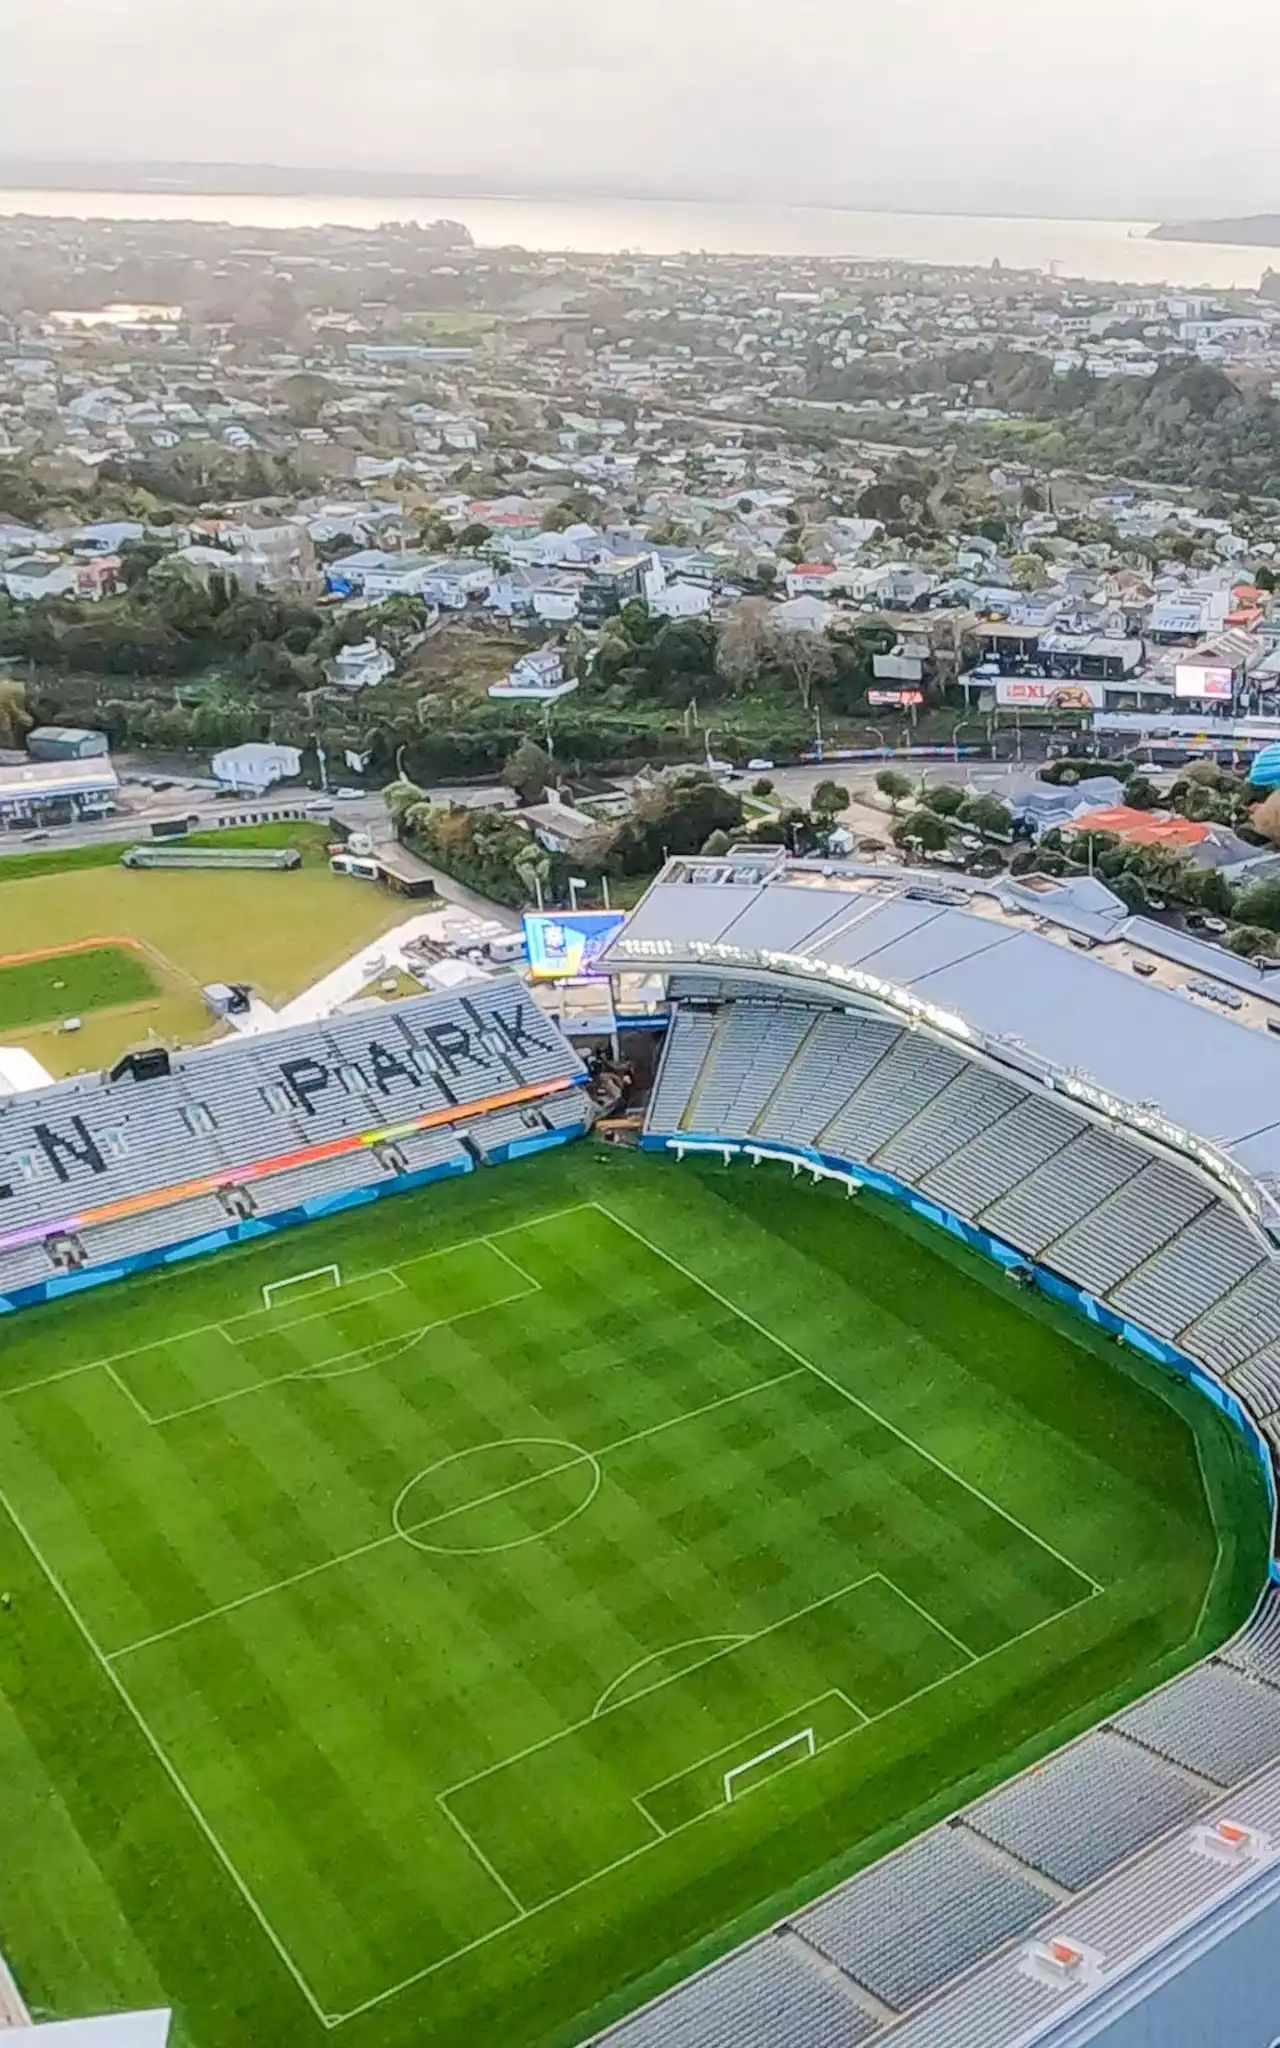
[4,848,1280,2048]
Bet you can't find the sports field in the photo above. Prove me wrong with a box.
[0,1147,1266,2048]
[0,943,158,1031]
[0,833,407,1074]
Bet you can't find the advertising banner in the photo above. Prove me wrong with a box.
[993,677,1105,710]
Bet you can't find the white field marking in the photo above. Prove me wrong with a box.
[0,1206,583,1409]
[639,1689,863,1814]
[630,1795,666,1840]
[394,1441,603,1558]
[591,1203,1104,1598]
[434,1796,529,1918]
[106,1369,803,1660]
[149,1280,541,1425]
[10,1196,1107,2028]
[724,1727,815,1806]
[0,1480,333,2030]
[440,1577,880,1805]
[879,1573,978,1665]
[1192,1429,1228,1644]
[592,1636,750,1720]
[262,1264,342,1312]
[336,1592,1102,2027]
[103,1362,155,1428]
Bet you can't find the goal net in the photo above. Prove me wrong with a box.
[723,1727,815,1804]
[262,1264,342,1312]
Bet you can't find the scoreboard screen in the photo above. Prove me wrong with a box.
[523,910,626,982]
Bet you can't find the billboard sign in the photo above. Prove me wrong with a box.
[523,910,626,982]
[994,677,1105,710]
[867,689,925,706]
[1175,662,1235,702]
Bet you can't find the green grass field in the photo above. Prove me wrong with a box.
[0,1147,1266,2047]
[0,830,409,1075]
[0,945,159,1031]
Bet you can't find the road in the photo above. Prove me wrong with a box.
[0,790,393,861]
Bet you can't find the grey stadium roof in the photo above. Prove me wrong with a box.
[602,868,1280,1188]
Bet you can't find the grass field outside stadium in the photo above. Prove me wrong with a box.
[0,1145,1266,2048]
[0,827,409,1075]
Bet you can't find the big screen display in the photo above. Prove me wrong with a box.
[1175,662,1234,702]
[523,910,626,982]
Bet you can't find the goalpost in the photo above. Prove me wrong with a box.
[261,1264,342,1312]
[723,1727,815,1805]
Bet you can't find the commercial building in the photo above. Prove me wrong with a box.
[0,756,118,824]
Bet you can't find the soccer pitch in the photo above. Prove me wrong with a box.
[0,1147,1267,2048]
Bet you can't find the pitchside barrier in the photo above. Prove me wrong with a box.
[645,1129,1280,1579]
[0,1118,589,1316]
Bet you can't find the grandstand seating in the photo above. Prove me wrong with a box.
[819,1032,965,1160]
[1114,1660,1280,1786]
[1230,1347,1280,1418]
[1179,1262,1280,1373]
[872,1066,1027,1185]
[0,977,586,1304]
[980,1126,1147,1255]
[756,1013,900,1147]
[1043,1160,1213,1299]
[1112,1205,1266,1341]
[599,1932,880,2048]
[794,1826,1052,2011]
[645,1007,718,1134]
[688,1003,816,1138]
[609,971,1280,2048]
[966,1728,1207,1890]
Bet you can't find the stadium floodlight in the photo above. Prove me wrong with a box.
[723,1727,815,1804]
[262,1264,342,1311]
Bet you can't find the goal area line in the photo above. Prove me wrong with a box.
[0,1199,1110,2030]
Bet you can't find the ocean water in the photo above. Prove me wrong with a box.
[1,187,1277,289]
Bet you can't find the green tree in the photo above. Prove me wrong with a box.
[0,675,32,748]
[1228,924,1280,958]
[892,808,949,853]
[957,793,1013,838]
[876,768,913,813]
[1188,866,1234,918]
[1123,774,1161,810]
[811,780,850,815]
[1234,875,1280,933]
[384,777,426,829]
[505,736,553,805]
[921,782,965,817]
[751,777,775,797]
[701,829,732,856]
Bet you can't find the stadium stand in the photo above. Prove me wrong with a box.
[756,1013,901,1147]
[599,1933,882,2048]
[965,1729,1208,1891]
[794,1826,1054,2010]
[0,976,588,1309]
[1114,1661,1280,1786]
[585,856,1280,2048]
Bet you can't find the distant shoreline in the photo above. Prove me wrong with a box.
[1150,214,1280,248]
[0,160,1145,226]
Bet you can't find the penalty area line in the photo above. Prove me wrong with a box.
[590,1202,1104,1599]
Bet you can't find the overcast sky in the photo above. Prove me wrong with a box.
[2,0,1279,221]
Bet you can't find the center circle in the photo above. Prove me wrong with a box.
[392,1437,602,1555]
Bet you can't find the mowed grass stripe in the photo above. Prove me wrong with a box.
[0,1149,1265,2048]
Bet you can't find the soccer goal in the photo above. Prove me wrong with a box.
[261,1264,342,1312]
[723,1727,815,1804]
